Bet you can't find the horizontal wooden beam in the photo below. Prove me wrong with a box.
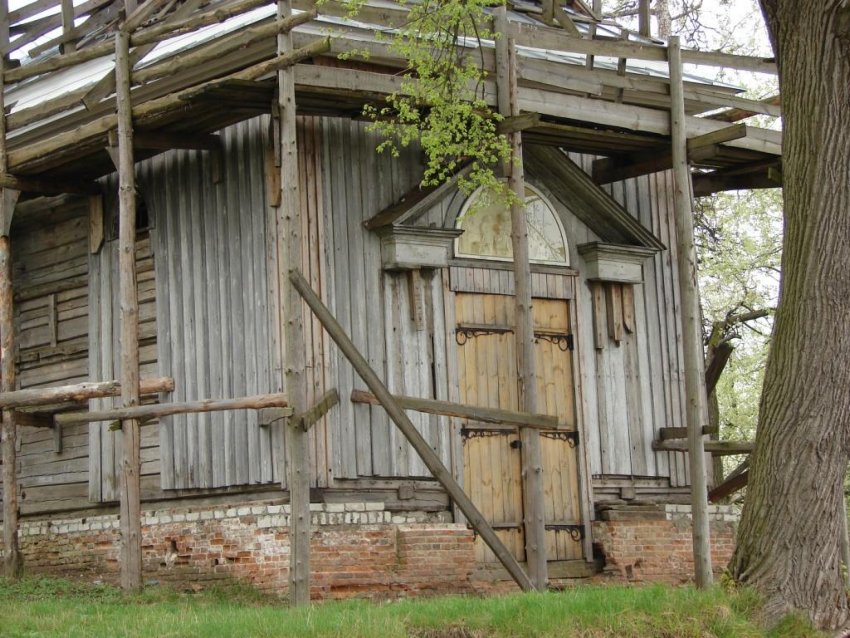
[351,389,563,430]
[653,440,754,456]
[133,131,222,152]
[692,162,782,196]
[688,123,749,150]
[54,393,292,426]
[0,377,174,409]
[519,87,782,156]
[591,124,751,184]
[659,425,718,441]
[497,112,543,135]
[708,94,782,123]
[0,173,101,196]
[506,21,777,74]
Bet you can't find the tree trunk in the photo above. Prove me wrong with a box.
[731,2,850,630]
[656,0,671,37]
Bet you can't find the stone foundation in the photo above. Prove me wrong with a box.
[592,504,739,584]
[0,501,740,596]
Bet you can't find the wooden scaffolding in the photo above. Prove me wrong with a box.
[0,0,782,601]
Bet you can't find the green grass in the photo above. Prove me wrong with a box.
[0,577,823,638]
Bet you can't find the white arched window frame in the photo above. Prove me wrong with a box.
[454,183,570,267]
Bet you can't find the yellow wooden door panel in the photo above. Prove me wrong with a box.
[456,291,582,563]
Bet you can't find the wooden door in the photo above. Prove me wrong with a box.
[456,292,583,563]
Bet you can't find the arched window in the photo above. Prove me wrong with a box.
[455,184,570,266]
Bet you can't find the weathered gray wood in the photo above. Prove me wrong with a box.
[145,119,280,489]
[278,0,310,607]
[0,233,21,578]
[495,7,546,589]
[5,0,273,82]
[0,377,174,408]
[82,0,206,109]
[653,439,754,455]
[351,390,565,430]
[115,29,142,593]
[660,425,718,440]
[55,393,292,425]
[669,36,712,588]
[291,388,338,431]
[0,0,21,575]
[132,10,316,84]
[290,269,534,592]
[9,37,331,173]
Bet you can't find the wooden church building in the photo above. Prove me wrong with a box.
[0,0,779,598]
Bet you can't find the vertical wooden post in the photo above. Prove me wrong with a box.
[0,0,21,581]
[638,0,652,37]
[60,0,75,53]
[668,36,712,588]
[494,6,547,591]
[115,29,143,592]
[277,0,310,607]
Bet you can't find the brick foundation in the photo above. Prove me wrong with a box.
[0,501,739,597]
[0,502,478,599]
[592,504,739,584]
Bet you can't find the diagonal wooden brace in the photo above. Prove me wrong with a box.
[289,388,339,432]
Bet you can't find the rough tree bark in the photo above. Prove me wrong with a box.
[730,2,850,630]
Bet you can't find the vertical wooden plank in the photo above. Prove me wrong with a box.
[302,118,326,487]
[670,36,711,587]
[590,282,606,350]
[278,0,310,605]
[568,293,595,560]
[189,151,211,488]
[634,176,670,476]
[442,268,464,520]
[88,249,104,501]
[325,119,356,480]
[89,195,104,254]
[265,118,286,485]
[115,29,142,592]
[632,283,658,476]
[623,328,647,475]
[361,124,389,476]
[605,283,623,343]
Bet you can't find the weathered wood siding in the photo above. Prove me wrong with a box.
[13,198,93,513]
[137,117,282,490]
[319,117,453,479]
[89,219,158,502]
[565,153,689,486]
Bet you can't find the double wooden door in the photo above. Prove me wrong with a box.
[455,291,583,564]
